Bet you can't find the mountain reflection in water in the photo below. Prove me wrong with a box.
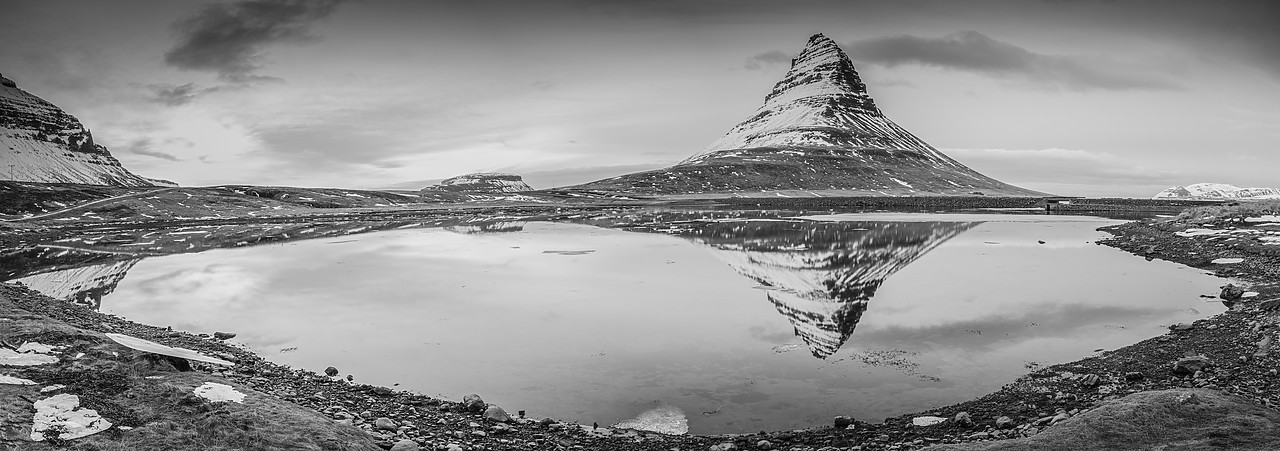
[5,213,978,360]
[667,220,978,358]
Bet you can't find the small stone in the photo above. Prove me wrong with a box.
[463,394,486,413]
[1080,374,1100,387]
[1172,355,1211,375]
[995,416,1014,429]
[372,386,394,396]
[389,439,420,451]
[709,443,737,451]
[969,432,990,439]
[484,405,513,423]
[471,430,487,437]
[1124,371,1144,381]
[375,417,397,431]
[1169,323,1194,331]
[212,331,236,340]
[1024,427,1039,436]
[1176,392,1202,405]
[1221,284,1246,301]
[954,411,973,427]
[1050,413,1070,426]
[833,416,854,428]
[756,440,774,450]
[324,366,339,377]
[447,444,463,451]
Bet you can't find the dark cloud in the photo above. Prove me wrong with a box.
[144,82,227,106]
[124,138,181,161]
[743,50,790,70]
[164,0,345,83]
[845,31,1181,91]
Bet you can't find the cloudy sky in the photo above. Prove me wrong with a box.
[2,0,1277,196]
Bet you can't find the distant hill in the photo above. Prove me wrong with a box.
[0,73,172,187]
[569,34,1042,197]
[1153,183,1280,200]
[422,173,532,193]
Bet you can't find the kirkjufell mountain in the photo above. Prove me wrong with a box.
[0,73,171,186]
[572,34,1041,196]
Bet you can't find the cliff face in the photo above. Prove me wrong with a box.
[570,34,1041,197]
[0,73,170,186]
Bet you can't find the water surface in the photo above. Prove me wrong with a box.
[10,213,1226,434]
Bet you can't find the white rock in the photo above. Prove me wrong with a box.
[912,416,947,426]
[192,382,246,403]
[31,394,112,441]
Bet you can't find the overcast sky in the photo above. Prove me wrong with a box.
[2,0,1277,196]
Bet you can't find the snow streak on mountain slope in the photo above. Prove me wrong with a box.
[0,73,168,186]
[1154,183,1280,200]
[678,219,978,358]
[572,34,1041,196]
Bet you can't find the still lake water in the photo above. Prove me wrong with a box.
[13,213,1227,434]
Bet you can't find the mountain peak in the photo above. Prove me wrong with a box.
[762,34,876,111]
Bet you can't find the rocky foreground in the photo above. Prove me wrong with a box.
[3,208,1280,450]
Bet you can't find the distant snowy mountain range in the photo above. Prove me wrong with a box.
[1153,183,1280,200]
[572,34,1041,196]
[0,73,170,186]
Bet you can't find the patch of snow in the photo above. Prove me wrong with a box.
[912,416,947,427]
[1246,215,1280,223]
[104,333,235,366]
[193,382,246,403]
[41,384,66,393]
[0,348,58,366]
[612,405,688,435]
[1211,258,1244,264]
[17,342,59,354]
[30,394,112,441]
[0,375,36,385]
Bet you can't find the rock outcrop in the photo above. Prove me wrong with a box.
[422,173,532,194]
[571,34,1040,196]
[0,73,171,186]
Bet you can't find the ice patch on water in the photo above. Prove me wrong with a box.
[613,405,689,435]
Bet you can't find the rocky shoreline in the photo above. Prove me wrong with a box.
[3,211,1280,450]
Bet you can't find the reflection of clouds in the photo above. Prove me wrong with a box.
[853,303,1182,349]
[131,263,258,308]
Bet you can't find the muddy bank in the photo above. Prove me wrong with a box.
[2,212,1279,450]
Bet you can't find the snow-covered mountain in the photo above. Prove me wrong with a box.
[0,73,170,186]
[12,259,140,310]
[423,173,532,193]
[1154,183,1280,200]
[676,219,978,358]
[571,34,1040,196]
